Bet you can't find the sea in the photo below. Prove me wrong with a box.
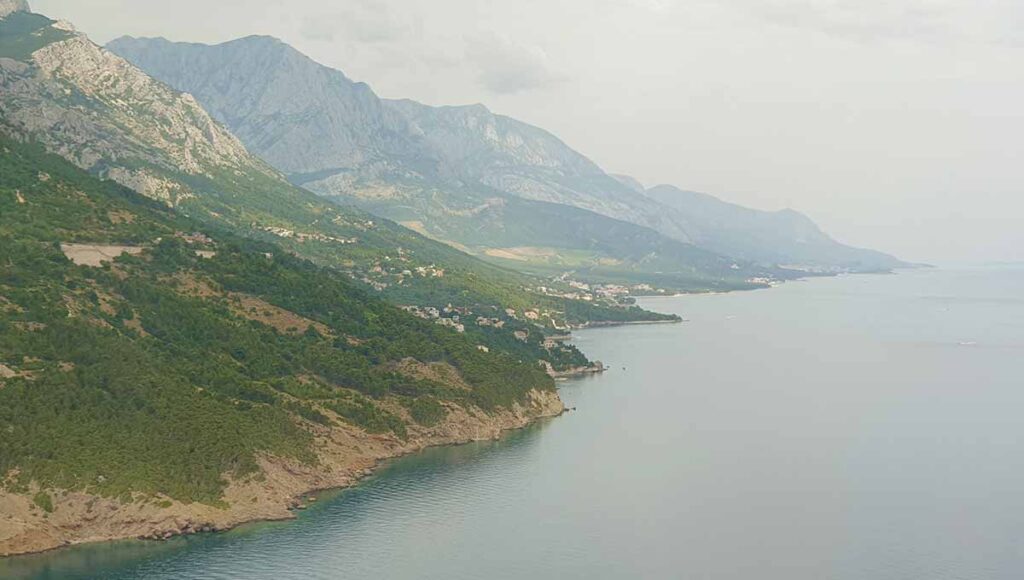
[5,265,1023,580]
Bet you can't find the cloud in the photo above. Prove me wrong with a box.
[299,17,341,43]
[298,0,413,44]
[466,34,565,95]
[743,0,956,42]
[625,0,675,13]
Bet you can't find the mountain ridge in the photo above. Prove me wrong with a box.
[2,11,678,333]
[102,35,789,288]
[107,34,904,274]
[642,184,904,271]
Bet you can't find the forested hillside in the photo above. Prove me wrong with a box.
[0,139,563,506]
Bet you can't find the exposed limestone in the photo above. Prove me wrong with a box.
[0,26,275,206]
[0,0,29,19]
[541,359,606,379]
[51,19,75,32]
[104,167,192,206]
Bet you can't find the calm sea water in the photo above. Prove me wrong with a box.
[5,265,1024,580]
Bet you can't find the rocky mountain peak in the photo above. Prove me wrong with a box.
[0,15,271,206]
[0,0,30,18]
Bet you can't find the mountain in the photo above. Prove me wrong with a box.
[107,35,903,274]
[643,184,905,271]
[103,36,676,232]
[0,6,676,331]
[97,36,437,186]
[610,174,647,194]
[0,135,567,557]
[380,99,691,240]
[105,35,788,290]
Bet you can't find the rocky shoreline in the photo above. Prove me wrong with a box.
[0,389,564,558]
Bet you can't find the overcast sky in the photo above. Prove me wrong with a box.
[33,0,1024,263]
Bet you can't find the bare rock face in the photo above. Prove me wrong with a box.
[105,35,433,179]
[31,35,256,170]
[0,0,30,19]
[0,16,274,206]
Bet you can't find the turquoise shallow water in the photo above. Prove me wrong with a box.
[4,265,1024,579]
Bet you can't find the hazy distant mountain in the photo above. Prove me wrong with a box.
[108,35,903,273]
[108,35,786,288]
[643,185,905,271]
[610,174,647,194]
[382,99,698,242]
[104,36,442,186]
[106,36,691,238]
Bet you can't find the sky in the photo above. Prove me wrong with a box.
[32,0,1024,263]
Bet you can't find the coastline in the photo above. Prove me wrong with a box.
[0,270,898,560]
[545,362,606,379]
[0,311,677,559]
[574,318,683,329]
[0,389,565,559]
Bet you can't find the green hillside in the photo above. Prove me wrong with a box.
[0,139,564,504]
[351,189,780,292]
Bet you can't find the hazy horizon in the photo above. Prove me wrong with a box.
[32,0,1024,264]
